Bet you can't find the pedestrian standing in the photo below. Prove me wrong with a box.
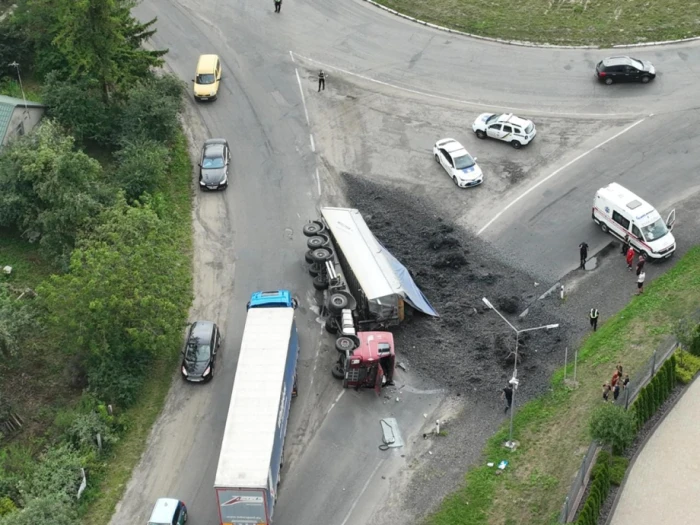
[502,384,513,413]
[318,70,326,92]
[626,246,635,271]
[579,242,589,269]
[602,382,611,402]
[636,270,646,294]
[589,308,599,332]
[613,382,620,401]
[621,235,630,255]
[616,363,623,376]
[636,254,646,276]
[274,0,281,12]
[622,374,630,390]
[611,369,619,388]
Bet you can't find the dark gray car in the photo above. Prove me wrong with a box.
[595,56,656,85]
[181,321,221,382]
[198,139,230,191]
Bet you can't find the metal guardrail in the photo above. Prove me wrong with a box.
[558,337,679,522]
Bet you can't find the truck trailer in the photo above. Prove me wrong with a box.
[214,290,299,525]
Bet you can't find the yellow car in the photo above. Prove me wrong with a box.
[193,54,221,101]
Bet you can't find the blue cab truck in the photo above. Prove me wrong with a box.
[214,290,299,525]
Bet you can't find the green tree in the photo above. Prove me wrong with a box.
[113,140,170,201]
[38,195,192,404]
[0,493,77,525]
[0,18,33,83]
[589,403,637,455]
[0,120,109,263]
[24,443,88,499]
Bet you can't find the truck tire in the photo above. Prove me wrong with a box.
[325,318,339,334]
[311,247,333,263]
[328,293,349,313]
[303,221,325,237]
[305,250,315,264]
[309,265,320,277]
[307,234,329,250]
[331,363,345,379]
[313,276,329,290]
[335,336,357,353]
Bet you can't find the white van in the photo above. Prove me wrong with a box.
[592,183,676,260]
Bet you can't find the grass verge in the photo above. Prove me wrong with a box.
[79,130,193,524]
[426,246,700,525]
[375,0,700,46]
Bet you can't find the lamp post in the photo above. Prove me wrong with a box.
[482,297,559,449]
[8,61,29,117]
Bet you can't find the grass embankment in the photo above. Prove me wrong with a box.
[376,0,699,46]
[427,246,700,525]
[79,132,193,524]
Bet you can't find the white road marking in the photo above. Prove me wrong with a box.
[290,51,641,118]
[327,390,345,415]
[310,133,315,152]
[289,50,295,63]
[339,460,385,525]
[295,68,310,126]
[315,168,322,196]
[476,117,648,235]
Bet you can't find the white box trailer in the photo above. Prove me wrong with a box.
[214,291,299,525]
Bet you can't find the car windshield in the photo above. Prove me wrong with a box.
[196,74,216,85]
[629,58,644,70]
[641,218,669,242]
[185,342,211,362]
[202,155,224,169]
[525,122,534,134]
[485,114,499,124]
[454,153,475,170]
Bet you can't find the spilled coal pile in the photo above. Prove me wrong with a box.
[342,173,570,397]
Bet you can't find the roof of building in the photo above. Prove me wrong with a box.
[0,94,45,143]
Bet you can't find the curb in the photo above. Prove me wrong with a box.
[361,0,700,50]
[603,376,696,525]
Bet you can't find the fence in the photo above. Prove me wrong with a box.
[558,337,679,523]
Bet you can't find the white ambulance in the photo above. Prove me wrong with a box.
[592,183,676,260]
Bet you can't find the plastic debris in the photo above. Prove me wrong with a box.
[397,362,407,371]
[498,460,508,470]
[487,462,494,467]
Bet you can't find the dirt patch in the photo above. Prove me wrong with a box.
[342,172,570,397]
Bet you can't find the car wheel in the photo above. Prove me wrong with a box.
[604,77,614,85]
[331,363,345,380]
[511,140,522,149]
[476,130,486,139]
[434,154,440,163]
[304,250,315,264]
[313,276,329,290]
[306,234,329,250]
[311,247,333,263]
[303,221,325,237]
[453,176,459,186]
[600,223,609,234]
[641,76,650,84]
[641,250,650,260]
[328,293,349,313]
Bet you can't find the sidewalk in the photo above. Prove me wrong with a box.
[609,377,700,525]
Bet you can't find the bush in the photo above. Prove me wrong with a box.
[675,350,700,384]
[23,443,91,500]
[590,403,637,455]
[0,492,77,525]
[689,324,700,356]
[0,496,17,516]
[609,456,629,486]
[86,351,151,407]
[0,19,32,83]
[0,284,37,358]
[113,140,171,201]
[0,443,35,503]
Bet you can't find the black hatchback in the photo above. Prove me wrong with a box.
[181,321,221,382]
[595,56,656,85]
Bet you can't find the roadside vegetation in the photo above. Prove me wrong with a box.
[0,1,192,524]
[426,246,700,525]
[376,0,699,46]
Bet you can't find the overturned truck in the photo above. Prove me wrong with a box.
[303,207,438,390]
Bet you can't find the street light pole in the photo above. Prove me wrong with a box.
[482,297,559,449]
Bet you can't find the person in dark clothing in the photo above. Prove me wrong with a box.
[622,374,630,390]
[613,382,620,401]
[274,0,281,12]
[579,242,589,269]
[636,254,646,276]
[502,384,513,413]
[318,70,326,92]
[589,308,599,331]
[602,382,611,402]
[621,235,630,255]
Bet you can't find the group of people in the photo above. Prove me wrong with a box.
[602,364,630,403]
[622,237,647,294]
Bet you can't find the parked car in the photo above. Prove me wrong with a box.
[595,56,656,85]
[181,321,221,382]
[472,113,536,149]
[433,138,483,188]
[148,498,187,525]
[199,138,230,191]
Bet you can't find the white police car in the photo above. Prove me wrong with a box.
[433,138,483,188]
[148,498,187,525]
[472,113,536,149]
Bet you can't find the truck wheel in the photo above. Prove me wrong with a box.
[307,234,329,250]
[600,223,609,233]
[331,363,345,379]
[309,266,320,277]
[311,247,333,263]
[325,318,339,334]
[335,336,357,353]
[328,293,349,313]
[313,276,329,290]
[303,221,325,237]
[305,250,315,264]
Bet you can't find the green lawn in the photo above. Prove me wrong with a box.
[377,0,700,46]
[426,246,700,525]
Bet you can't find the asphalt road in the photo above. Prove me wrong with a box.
[110,0,700,524]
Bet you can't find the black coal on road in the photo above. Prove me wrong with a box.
[342,173,570,397]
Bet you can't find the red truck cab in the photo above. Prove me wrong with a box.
[343,331,395,394]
